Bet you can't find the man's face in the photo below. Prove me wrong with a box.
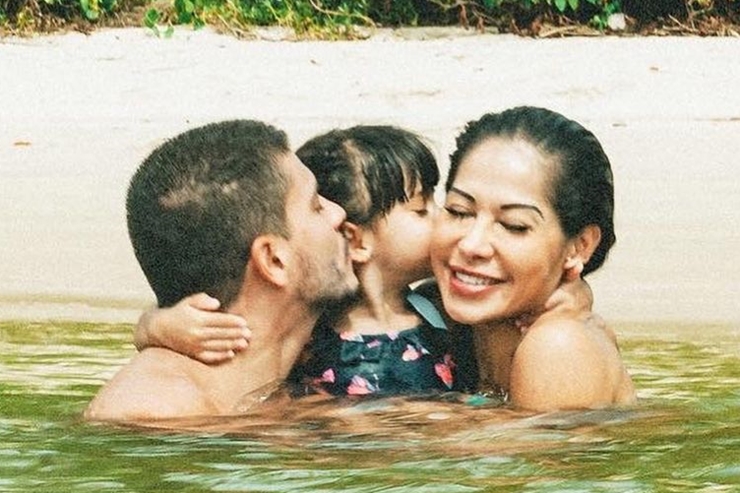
[280,153,359,308]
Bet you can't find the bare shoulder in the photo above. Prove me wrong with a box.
[510,315,636,412]
[84,348,210,424]
[520,316,616,358]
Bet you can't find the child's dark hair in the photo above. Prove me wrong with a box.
[297,125,439,225]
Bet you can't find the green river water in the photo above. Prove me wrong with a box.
[1,320,738,492]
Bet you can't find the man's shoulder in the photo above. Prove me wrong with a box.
[114,347,199,382]
[84,348,210,424]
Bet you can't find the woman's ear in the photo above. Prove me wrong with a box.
[563,225,601,280]
[250,235,291,287]
[343,222,373,264]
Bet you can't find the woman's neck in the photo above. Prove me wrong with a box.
[473,320,523,395]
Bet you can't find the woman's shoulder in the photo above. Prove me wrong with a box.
[510,314,634,411]
[514,317,609,379]
[519,312,618,354]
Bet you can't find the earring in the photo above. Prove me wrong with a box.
[563,257,584,281]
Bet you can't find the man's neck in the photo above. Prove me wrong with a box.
[206,292,319,413]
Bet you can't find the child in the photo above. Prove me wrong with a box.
[135,125,465,396]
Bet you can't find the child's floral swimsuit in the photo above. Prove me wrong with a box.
[295,291,457,396]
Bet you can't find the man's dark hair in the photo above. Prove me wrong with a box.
[127,120,291,307]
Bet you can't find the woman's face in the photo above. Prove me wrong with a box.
[430,136,572,325]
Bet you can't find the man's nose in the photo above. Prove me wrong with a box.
[322,196,347,229]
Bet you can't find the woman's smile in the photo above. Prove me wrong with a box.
[448,265,505,293]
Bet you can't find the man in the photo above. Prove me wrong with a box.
[85,120,358,425]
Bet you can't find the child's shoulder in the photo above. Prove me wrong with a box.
[409,279,463,331]
[407,279,445,330]
[410,278,441,300]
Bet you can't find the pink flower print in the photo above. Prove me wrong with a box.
[347,375,376,395]
[366,339,382,349]
[388,331,399,340]
[402,344,422,361]
[435,354,455,389]
[309,368,336,393]
[340,332,364,342]
[319,368,336,383]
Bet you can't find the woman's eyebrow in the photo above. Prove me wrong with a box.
[449,187,544,219]
[501,203,544,219]
[448,187,475,202]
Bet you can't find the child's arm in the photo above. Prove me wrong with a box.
[134,293,250,364]
[515,277,595,334]
[545,277,594,315]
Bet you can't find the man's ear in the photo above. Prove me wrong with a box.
[343,222,373,264]
[563,225,601,281]
[250,235,291,287]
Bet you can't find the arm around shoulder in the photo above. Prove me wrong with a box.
[509,317,635,412]
[133,293,250,364]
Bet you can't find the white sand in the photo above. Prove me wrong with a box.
[1,27,738,324]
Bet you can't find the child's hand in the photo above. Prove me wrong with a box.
[516,278,594,334]
[134,293,250,364]
[544,277,594,316]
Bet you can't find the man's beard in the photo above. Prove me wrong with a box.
[295,250,356,313]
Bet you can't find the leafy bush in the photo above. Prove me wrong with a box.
[1,0,738,35]
[1,0,142,30]
[1,0,114,25]
[143,0,624,35]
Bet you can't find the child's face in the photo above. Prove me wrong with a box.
[370,184,437,287]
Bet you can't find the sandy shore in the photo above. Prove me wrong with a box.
[1,28,738,324]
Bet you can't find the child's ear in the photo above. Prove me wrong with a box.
[250,234,291,287]
[563,225,601,281]
[343,222,373,264]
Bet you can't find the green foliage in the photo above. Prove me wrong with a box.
[0,0,120,29]
[231,0,376,35]
[137,0,380,38]
[0,0,737,36]
[144,7,175,36]
[79,0,117,20]
[493,0,621,25]
[589,0,621,30]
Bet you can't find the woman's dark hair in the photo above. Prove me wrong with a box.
[448,106,615,275]
[297,125,439,226]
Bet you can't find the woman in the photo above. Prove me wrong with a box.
[431,106,636,412]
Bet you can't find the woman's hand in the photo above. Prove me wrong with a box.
[134,293,251,364]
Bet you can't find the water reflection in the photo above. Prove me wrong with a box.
[1,320,739,492]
